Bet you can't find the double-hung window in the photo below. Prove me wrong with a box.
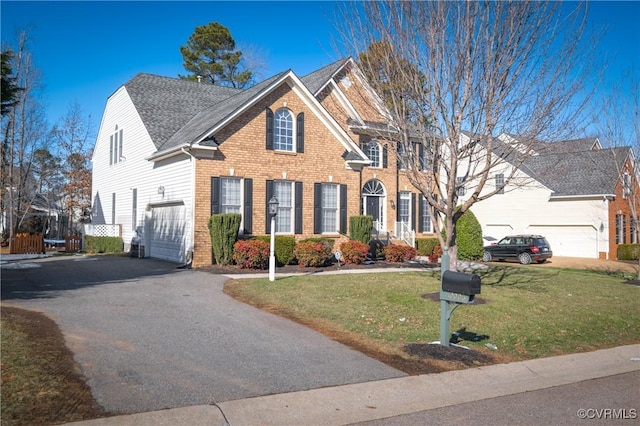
[616,214,627,244]
[221,177,241,214]
[456,176,466,197]
[321,184,338,233]
[495,174,505,194]
[109,126,124,165]
[419,195,432,233]
[399,192,411,225]
[274,181,293,233]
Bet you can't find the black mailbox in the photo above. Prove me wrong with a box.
[441,270,481,303]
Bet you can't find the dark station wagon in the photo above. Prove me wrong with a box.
[482,234,553,265]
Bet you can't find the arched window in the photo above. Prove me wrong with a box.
[274,108,294,152]
[366,141,381,168]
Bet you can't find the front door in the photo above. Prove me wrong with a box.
[366,196,380,222]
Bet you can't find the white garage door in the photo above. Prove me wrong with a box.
[528,225,597,258]
[149,202,186,263]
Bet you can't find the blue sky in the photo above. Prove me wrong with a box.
[1,1,639,139]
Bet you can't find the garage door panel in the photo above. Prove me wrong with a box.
[528,226,597,258]
[150,204,186,263]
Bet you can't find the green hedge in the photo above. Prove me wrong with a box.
[255,235,296,266]
[456,209,483,260]
[299,237,335,251]
[208,214,241,265]
[349,216,373,243]
[416,238,439,256]
[617,244,640,260]
[85,236,123,253]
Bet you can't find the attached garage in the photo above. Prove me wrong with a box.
[147,201,187,263]
[528,225,598,258]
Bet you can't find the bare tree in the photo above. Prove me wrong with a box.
[338,1,598,269]
[51,102,93,235]
[596,69,640,278]
[1,31,51,245]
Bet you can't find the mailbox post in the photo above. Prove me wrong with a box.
[439,247,481,346]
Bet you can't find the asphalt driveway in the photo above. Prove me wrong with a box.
[1,254,405,415]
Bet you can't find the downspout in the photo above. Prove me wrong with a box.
[181,146,196,266]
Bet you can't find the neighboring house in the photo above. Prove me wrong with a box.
[466,133,639,259]
[91,58,438,267]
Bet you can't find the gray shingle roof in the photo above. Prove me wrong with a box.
[522,146,630,196]
[164,72,288,149]
[300,58,349,95]
[124,74,240,150]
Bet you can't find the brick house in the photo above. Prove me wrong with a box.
[91,58,436,266]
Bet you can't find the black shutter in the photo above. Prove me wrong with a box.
[382,145,388,168]
[396,192,401,222]
[418,195,426,233]
[295,181,303,234]
[296,112,304,153]
[340,184,347,234]
[266,108,274,150]
[211,177,220,215]
[411,193,417,233]
[266,180,274,234]
[418,143,425,171]
[243,178,253,234]
[313,183,322,234]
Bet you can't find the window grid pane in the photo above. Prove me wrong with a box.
[221,178,241,214]
[399,192,410,224]
[421,195,432,233]
[275,181,292,233]
[322,184,338,233]
[274,109,293,151]
[368,142,380,167]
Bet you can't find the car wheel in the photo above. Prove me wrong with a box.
[482,251,492,262]
[519,252,532,265]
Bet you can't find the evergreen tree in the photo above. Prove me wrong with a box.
[179,22,253,88]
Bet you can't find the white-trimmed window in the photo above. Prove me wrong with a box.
[367,141,381,168]
[495,174,505,194]
[221,177,242,214]
[274,180,293,233]
[274,108,294,152]
[420,195,432,233]
[623,173,631,198]
[399,192,411,225]
[456,176,466,197]
[322,184,338,233]
[109,125,123,165]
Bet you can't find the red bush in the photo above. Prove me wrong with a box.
[232,239,270,269]
[340,240,370,264]
[384,244,418,263]
[294,241,331,267]
[428,245,443,263]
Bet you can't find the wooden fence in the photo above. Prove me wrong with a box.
[10,233,45,254]
[65,235,82,253]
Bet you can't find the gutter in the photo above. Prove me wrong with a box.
[146,143,218,162]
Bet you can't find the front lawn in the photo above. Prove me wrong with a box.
[224,265,640,373]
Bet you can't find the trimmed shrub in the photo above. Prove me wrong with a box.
[232,239,270,269]
[85,236,123,253]
[384,244,418,263]
[255,235,296,266]
[429,245,443,263]
[299,237,335,251]
[416,238,439,256]
[349,216,373,243]
[208,214,241,265]
[456,209,484,260]
[617,244,640,260]
[340,240,370,264]
[294,241,332,267]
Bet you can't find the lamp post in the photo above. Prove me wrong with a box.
[268,196,279,282]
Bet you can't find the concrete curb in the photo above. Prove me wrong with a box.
[67,344,640,426]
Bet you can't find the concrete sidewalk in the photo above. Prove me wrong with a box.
[68,344,640,426]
